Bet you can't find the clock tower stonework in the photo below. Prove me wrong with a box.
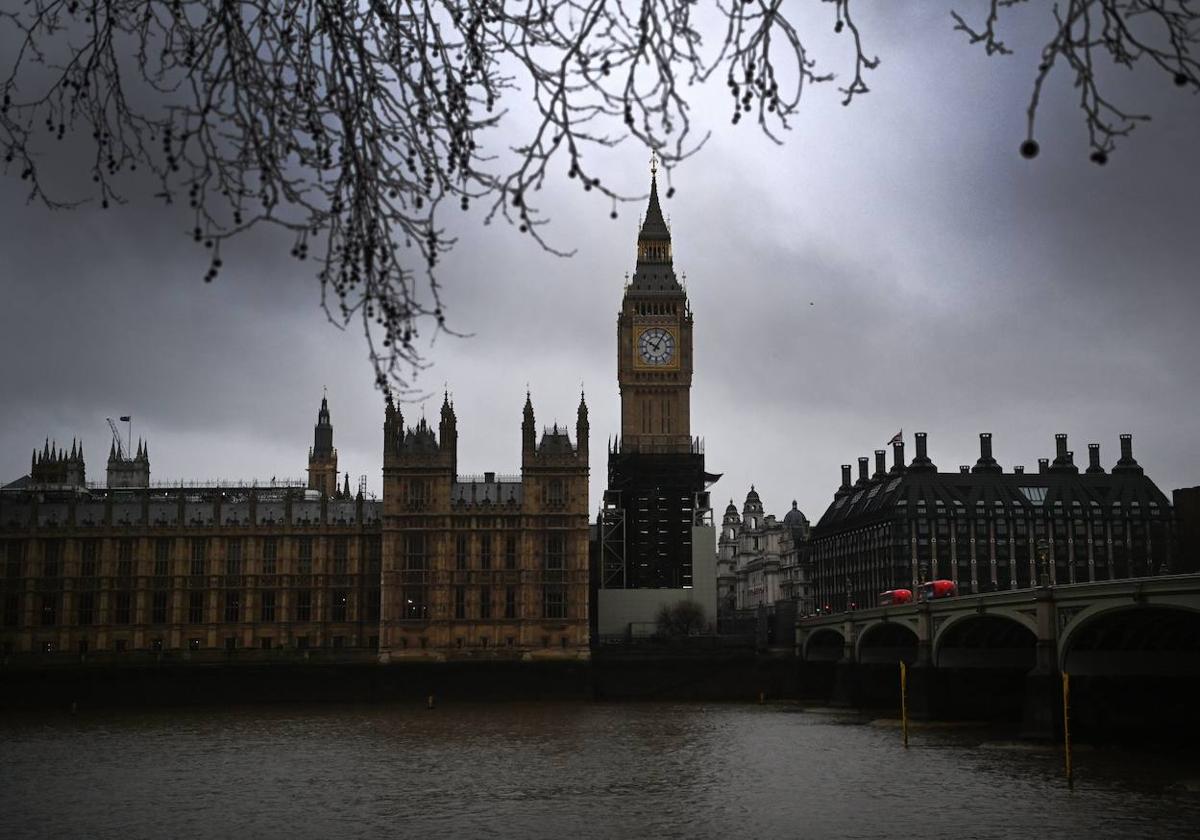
[617,162,694,455]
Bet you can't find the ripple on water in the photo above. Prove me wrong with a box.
[1,702,1198,840]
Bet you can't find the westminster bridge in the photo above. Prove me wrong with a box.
[794,573,1200,736]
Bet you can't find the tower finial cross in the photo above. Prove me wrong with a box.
[650,148,658,176]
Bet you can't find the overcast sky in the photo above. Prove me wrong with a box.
[2,5,1198,525]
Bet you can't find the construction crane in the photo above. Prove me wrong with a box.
[106,417,128,460]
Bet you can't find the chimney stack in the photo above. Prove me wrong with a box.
[909,432,936,472]
[838,464,852,495]
[873,450,887,479]
[857,457,869,485]
[960,466,970,474]
[1014,465,1025,475]
[1050,434,1078,473]
[890,439,905,474]
[1087,444,1104,474]
[973,432,1001,474]
[1113,433,1143,474]
[1038,458,1049,474]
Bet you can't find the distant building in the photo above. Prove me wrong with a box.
[778,502,814,614]
[1173,486,1200,574]
[0,391,590,661]
[717,489,813,622]
[812,432,1174,613]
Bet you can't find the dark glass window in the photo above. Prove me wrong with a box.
[296,590,312,622]
[480,537,492,570]
[153,538,170,578]
[226,538,243,575]
[504,536,517,570]
[505,586,517,619]
[331,590,348,622]
[365,537,381,574]
[297,537,313,574]
[333,537,349,575]
[404,534,427,571]
[545,534,565,570]
[260,590,276,622]
[479,586,492,620]
[78,541,96,576]
[261,537,277,574]
[152,590,169,624]
[76,592,94,626]
[456,535,468,571]
[190,538,207,576]
[114,592,132,625]
[42,540,62,579]
[224,591,240,623]
[118,539,134,564]
[542,586,565,619]
[402,587,428,620]
[366,589,380,622]
[454,586,467,620]
[188,591,205,624]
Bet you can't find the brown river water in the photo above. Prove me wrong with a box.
[2,701,1198,839]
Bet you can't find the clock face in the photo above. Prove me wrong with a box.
[637,327,676,365]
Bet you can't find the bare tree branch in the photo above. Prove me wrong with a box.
[1,2,1194,393]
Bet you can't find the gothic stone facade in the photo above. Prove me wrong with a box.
[0,394,591,662]
[379,392,590,660]
[0,485,382,658]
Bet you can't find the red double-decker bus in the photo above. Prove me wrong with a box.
[877,589,912,606]
[919,580,958,601]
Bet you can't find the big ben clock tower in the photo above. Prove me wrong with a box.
[602,158,718,593]
[616,156,694,455]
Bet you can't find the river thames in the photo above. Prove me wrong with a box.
[2,701,1197,839]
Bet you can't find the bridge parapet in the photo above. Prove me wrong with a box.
[796,573,1200,669]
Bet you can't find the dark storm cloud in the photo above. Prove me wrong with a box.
[2,6,1198,527]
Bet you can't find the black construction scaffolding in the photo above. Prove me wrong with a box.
[601,449,718,590]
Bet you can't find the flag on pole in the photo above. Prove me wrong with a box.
[887,429,903,446]
[119,415,131,422]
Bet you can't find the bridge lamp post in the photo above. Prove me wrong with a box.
[1036,539,1050,588]
[844,575,851,612]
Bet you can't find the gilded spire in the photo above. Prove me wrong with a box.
[631,154,679,291]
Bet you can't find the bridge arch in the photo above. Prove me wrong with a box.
[1058,602,1200,675]
[933,611,1037,669]
[855,620,919,664]
[803,627,846,662]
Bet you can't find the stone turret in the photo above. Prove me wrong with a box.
[107,437,150,489]
[30,438,87,488]
[307,394,338,496]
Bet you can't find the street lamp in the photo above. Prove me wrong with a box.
[1036,539,1050,588]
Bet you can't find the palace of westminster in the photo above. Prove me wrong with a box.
[2,165,1196,661]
